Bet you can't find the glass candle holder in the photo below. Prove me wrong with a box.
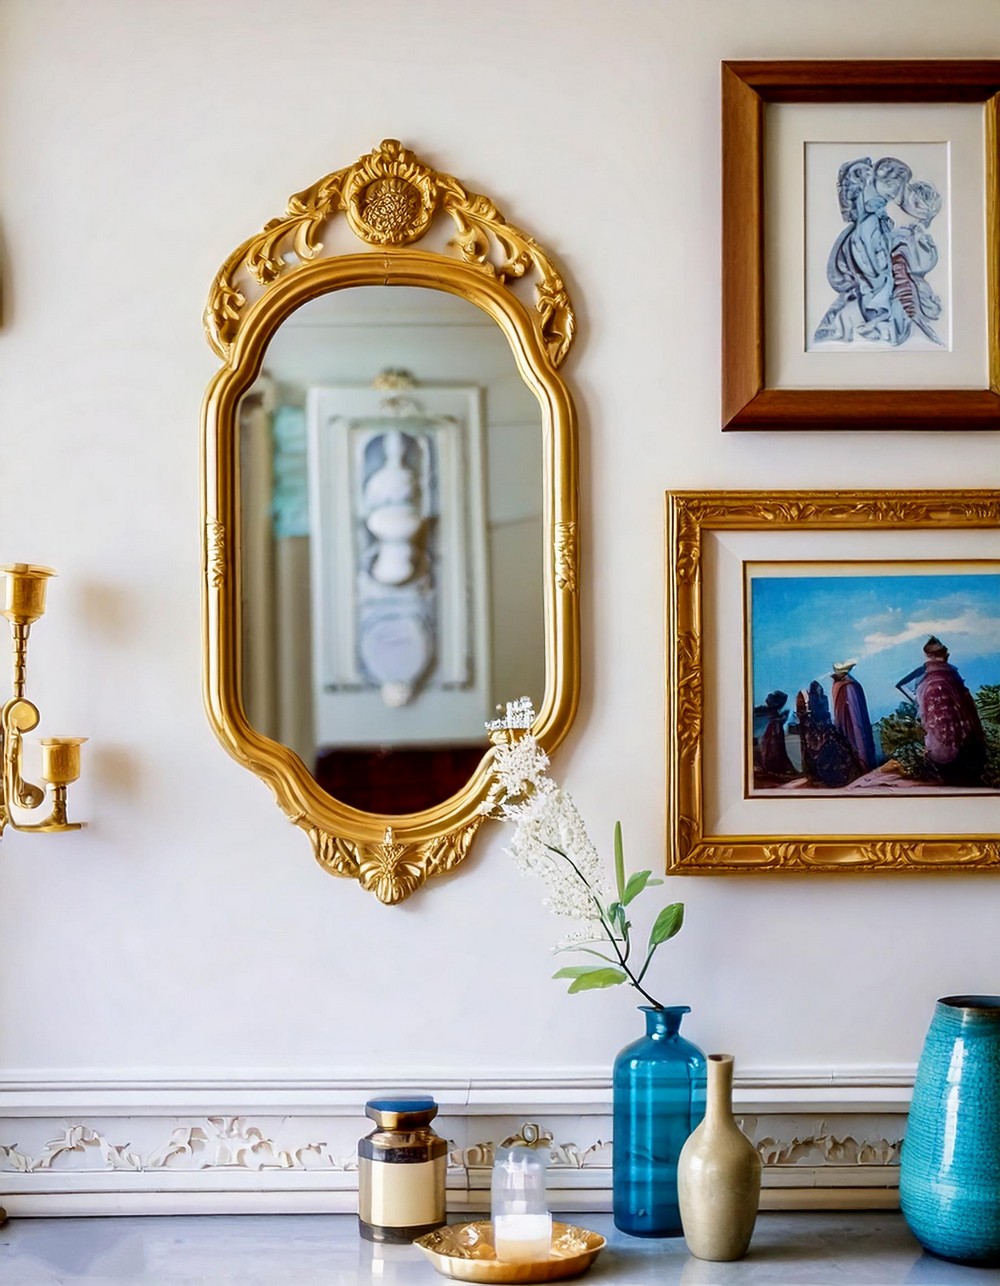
[491,1144,552,1263]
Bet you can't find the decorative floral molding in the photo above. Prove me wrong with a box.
[452,1125,612,1173]
[0,1116,902,1178]
[738,1119,902,1168]
[1,1118,358,1174]
[1,1127,141,1173]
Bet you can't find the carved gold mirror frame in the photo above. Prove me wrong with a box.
[201,140,579,904]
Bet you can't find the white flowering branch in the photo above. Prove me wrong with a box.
[481,699,684,1007]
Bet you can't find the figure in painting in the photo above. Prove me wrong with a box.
[896,637,986,786]
[890,179,944,346]
[794,680,859,789]
[830,660,878,772]
[754,690,796,778]
[813,155,944,348]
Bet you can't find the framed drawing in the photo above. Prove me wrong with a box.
[666,490,1000,873]
[722,61,1000,431]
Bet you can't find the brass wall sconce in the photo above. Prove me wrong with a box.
[0,564,86,836]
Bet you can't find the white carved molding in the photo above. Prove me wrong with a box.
[0,1069,911,1217]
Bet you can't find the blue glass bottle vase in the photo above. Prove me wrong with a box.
[612,1005,707,1237]
[900,995,1000,1265]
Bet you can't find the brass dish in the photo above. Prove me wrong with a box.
[414,1221,606,1283]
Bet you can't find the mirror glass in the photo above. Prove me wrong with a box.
[238,286,545,815]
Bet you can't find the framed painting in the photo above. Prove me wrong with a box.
[666,490,1000,874]
[722,61,1000,431]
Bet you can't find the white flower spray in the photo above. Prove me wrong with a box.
[481,699,684,1007]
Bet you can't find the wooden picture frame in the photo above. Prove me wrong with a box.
[722,60,1000,431]
[666,489,1000,874]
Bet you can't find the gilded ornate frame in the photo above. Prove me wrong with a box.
[722,60,1000,431]
[202,141,580,904]
[666,490,1000,874]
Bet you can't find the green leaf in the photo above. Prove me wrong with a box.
[623,870,654,906]
[566,967,628,993]
[606,901,628,935]
[552,965,604,979]
[613,821,626,901]
[648,903,684,948]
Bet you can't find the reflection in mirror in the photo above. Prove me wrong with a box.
[239,286,544,815]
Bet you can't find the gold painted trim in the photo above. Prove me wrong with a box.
[202,145,579,904]
[666,490,1000,875]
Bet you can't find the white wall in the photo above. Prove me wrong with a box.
[0,0,997,1099]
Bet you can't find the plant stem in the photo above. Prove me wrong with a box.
[635,947,656,987]
[544,843,663,1007]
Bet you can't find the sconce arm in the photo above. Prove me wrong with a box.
[2,698,46,820]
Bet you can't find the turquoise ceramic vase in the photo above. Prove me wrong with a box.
[900,995,1000,1264]
[612,1006,706,1237]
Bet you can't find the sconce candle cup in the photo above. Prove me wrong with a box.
[0,563,87,836]
[1,562,55,628]
[40,738,88,787]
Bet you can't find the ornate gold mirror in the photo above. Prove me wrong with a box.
[201,140,579,904]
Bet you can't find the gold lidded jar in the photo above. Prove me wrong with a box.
[358,1096,447,1243]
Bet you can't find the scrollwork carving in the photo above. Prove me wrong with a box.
[675,630,702,760]
[680,837,1000,873]
[674,511,701,584]
[357,828,426,905]
[676,815,700,861]
[205,139,575,368]
[0,1112,903,1183]
[309,829,361,880]
[310,819,485,905]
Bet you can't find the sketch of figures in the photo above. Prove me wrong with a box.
[812,155,944,348]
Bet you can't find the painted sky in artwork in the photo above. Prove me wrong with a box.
[748,567,1000,725]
